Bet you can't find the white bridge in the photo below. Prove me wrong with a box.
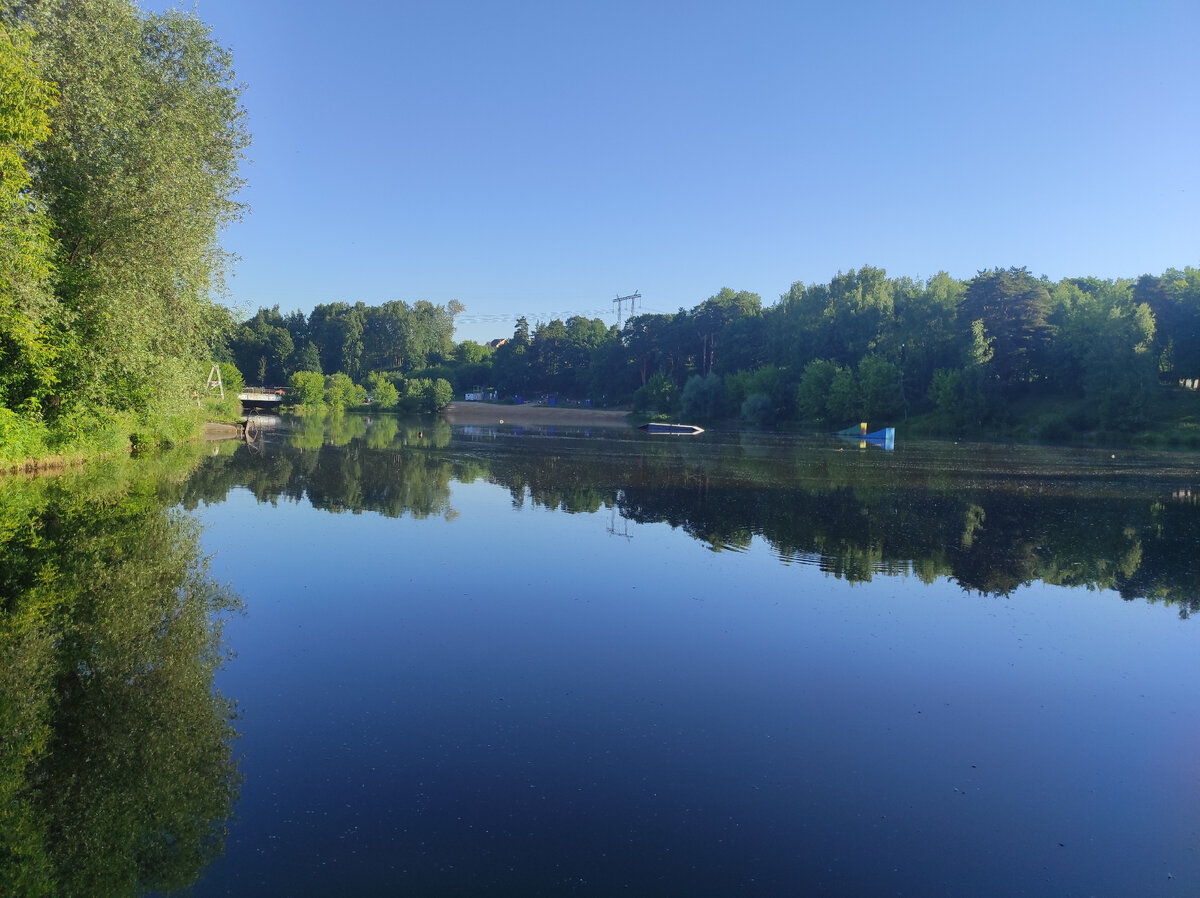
[238,388,284,408]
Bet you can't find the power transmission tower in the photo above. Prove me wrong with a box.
[612,290,641,330]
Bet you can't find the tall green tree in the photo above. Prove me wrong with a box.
[795,359,842,423]
[1135,267,1200,380]
[228,306,293,385]
[1051,278,1157,428]
[18,0,249,421]
[0,22,59,420]
[770,266,894,369]
[692,287,761,376]
[957,267,1053,394]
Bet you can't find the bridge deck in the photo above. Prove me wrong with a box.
[238,390,284,406]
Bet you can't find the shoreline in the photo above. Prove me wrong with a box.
[440,401,632,428]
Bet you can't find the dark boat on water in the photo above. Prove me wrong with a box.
[639,422,705,435]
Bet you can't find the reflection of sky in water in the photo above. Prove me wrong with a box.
[192,480,1200,896]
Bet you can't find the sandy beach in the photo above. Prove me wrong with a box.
[440,401,632,428]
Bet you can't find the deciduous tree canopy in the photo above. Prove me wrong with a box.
[0,0,249,461]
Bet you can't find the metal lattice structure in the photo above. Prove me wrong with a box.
[612,290,641,330]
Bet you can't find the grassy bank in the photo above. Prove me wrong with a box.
[1,394,243,475]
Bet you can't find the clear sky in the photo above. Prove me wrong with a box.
[142,0,1198,345]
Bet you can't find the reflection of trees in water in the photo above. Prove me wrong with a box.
[182,417,458,521]
[0,454,241,897]
[184,419,1200,614]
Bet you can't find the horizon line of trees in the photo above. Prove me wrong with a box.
[224,264,1200,434]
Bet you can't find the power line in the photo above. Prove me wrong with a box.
[452,298,673,333]
[612,291,641,330]
[453,308,616,326]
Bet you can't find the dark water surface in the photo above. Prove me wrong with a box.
[4,416,1199,896]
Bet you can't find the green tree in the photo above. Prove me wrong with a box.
[367,371,399,409]
[725,366,784,418]
[857,353,903,421]
[795,359,841,423]
[229,306,294,386]
[741,392,775,427]
[21,0,249,422]
[632,372,678,414]
[692,287,761,375]
[1051,278,1157,428]
[827,366,859,423]
[1135,267,1200,380]
[623,312,676,386]
[456,340,492,365]
[400,377,453,413]
[492,324,534,395]
[928,366,995,428]
[427,377,454,411]
[680,373,725,421]
[958,268,1053,393]
[288,370,325,407]
[770,266,894,369]
[0,22,60,420]
[216,361,244,398]
[308,302,367,380]
[324,372,364,411]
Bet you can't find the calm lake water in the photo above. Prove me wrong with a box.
[4,414,1200,896]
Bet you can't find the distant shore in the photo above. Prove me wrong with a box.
[441,401,631,428]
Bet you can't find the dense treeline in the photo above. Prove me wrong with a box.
[0,1,246,464]
[223,299,462,413]
[231,265,1200,439]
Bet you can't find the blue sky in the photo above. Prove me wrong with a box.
[143,0,1198,345]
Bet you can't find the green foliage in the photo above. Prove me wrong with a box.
[367,372,399,409]
[262,299,464,382]
[324,372,365,410]
[491,340,534,395]
[857,353,903,420]
[228,306,293,385]
[740,393,776,427]
[680,373,726,421]
[399,377,453,413]
[928,366,996,429]
[429,377,454,411]
[773,266,893,368]
[288,370,325,407]
[0,406,50,464]
[214,261,1200,442]
[725,366,784,417]
[456,339,492,365]
[692,287,762,376]
[827,366,860,423]
[0,1,249,463]
[1136,267,1200,380]
[795,359,842,423]
[632,372,678,415]
[0,22,60,418]
[958,267,1052,392]
[26,0,249,417]
[216,361,245,398]
[1049,278,1158,429]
